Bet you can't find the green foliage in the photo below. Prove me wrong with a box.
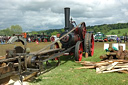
[111,32,115,35]
[106,28,128,36]
[30,31,38,35]
[10,25,22,34]
[118,30,121,34]
[124,32,127,36]
[87,23,128,34]
[51,31,59,35]
[0,25,23,36]
[33,28,65,36]
[61,28,65,32]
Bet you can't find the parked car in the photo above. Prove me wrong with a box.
[107,36,117,41]
[94,32,108,42]
[120,36,124,40]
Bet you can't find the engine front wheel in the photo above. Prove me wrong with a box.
[49,42,60,66]
[75,41,83,61]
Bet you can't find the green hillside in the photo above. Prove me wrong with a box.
[87,23,128,35]
[0,23,128,36]
[106,28,128,36]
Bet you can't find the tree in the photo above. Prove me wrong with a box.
[111,32,115,35]
[10,25,23,34]
[3,28,12,35]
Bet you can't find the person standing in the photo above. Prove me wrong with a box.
[28,37,31,43]
[117,37,118,43]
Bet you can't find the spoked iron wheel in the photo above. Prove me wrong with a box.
[50,42,59,49]
[75,41,83,61]
[84,33,89,54]
[84,33,94,56]
[79,22,86,40]
[88,33,94,56]
[49,42,60,66]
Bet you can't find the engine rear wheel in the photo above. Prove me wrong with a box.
[84,33,89,53]
[79,22,86,40]
[75,41,83,61]
[84,33,94,56]
[88,33,94,56]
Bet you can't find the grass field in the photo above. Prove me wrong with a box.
[0,42,51,56]
[106,28,128,36]
[0,42,128,85]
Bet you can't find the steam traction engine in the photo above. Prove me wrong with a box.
[60,7,94,61]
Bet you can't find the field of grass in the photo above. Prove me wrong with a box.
[106,28,128,36]
[0,42,51,56]
[0,42,128,85]
[30,42,128,85]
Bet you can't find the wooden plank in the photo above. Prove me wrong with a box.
[0,56,6,60]
[106,62,118,71]
[75,66,95,69]
[106,52,116,56]
[75,61,93,63]
[95,62,109,66]
[96,66,107,73]
[37,48,64,55]
[81,63,96,66]
[102,68,128,73]
[23,72,38,81]
[0,56,24,63]
[116,63,128,66]
[114,65,128,68]
[104,59,128,63]
[118,70,128,74]
[96,67,101,73]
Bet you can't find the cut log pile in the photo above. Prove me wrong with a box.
[100,46,128,60]
[76,59,128,73]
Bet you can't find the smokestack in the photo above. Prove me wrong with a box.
[64,7,70,31]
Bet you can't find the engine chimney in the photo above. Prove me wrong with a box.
[64,7,70,31]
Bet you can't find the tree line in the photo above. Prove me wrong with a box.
[0,23,128,36]
[0,25,22,36]
[39,23,128,36]
[87,23,128,34]
[29,28,64,36]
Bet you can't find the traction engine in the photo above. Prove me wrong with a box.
[60,7,94,61]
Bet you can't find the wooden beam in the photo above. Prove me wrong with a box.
[102,68,128,73]
[0,56,6,60]
[106,62,118,71]
[118,70,128,74]
[75,66,95,69]
[23,72,38,81]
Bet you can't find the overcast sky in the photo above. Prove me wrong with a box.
[0,0,128,32]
